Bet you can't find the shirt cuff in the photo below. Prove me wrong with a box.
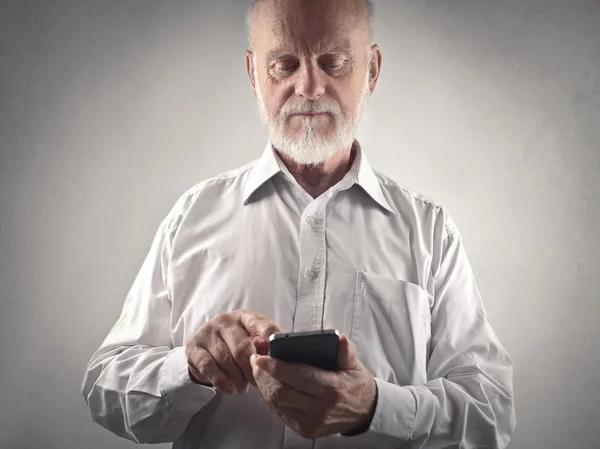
[336,377,417,447]
[158,346,217,416]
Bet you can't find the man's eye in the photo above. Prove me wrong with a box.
[276,64,298,72]
[321,61,345,70]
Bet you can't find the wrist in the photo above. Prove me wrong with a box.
[188,366,213,387]
[342,377,378,436]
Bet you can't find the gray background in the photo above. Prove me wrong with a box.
[1,1,599,448]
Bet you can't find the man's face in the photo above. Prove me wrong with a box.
[247,0,380,166]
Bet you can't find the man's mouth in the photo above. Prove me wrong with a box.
[293,112,328,116]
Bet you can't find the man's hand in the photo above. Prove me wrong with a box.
[250,334,377,439]
[185,309,281,395]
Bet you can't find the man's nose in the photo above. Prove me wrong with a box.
[294,62,325,100]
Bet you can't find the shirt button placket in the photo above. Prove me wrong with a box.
[293,201,327,334]
[285,201,327,449]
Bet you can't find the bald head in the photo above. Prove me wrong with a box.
[246,0,375,51]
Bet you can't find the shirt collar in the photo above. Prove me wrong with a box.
[242,142,283,206]
[352,140,396,214]
[243,140,395,214]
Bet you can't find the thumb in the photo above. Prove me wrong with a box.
[252,336,270,356]
[337,334,360,371]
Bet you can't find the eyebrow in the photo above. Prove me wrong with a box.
[265,47,293,62]
[323,46,353,57]
[265,43,354,62]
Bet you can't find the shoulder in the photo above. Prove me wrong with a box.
[163,159,258,229]
[374,169,444,209]
[373,169,459,239]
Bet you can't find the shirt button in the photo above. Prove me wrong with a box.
[305,270,318,280]
[306,216,316,225]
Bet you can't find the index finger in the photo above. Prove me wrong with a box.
[237,311,281,340]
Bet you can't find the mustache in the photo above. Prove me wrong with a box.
[280,99,341,117]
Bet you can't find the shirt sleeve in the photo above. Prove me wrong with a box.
[80,191,216,444]
[340,210,517,448]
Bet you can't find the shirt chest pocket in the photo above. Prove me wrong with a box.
[350,271,431,387]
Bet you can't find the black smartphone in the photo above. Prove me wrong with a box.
[268,329,340,371]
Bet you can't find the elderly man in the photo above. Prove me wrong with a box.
[81,0,516,448]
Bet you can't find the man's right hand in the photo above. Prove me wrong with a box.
[185,309,281,395]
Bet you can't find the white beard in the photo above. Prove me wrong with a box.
[254,57,371,167]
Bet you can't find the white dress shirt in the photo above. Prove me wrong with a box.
[81,140,516,449]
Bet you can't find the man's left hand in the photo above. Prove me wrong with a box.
[250,334,377,439]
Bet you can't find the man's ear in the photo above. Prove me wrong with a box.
[245,50,257,95]
[368,44,382,93]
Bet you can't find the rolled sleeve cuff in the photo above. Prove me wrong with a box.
[337,378,416,447]
[158,346,216,415]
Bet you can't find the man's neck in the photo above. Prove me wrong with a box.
[275,146,356,199]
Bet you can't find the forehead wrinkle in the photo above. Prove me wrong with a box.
[257,2,361,38]
[249,0,371,51]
